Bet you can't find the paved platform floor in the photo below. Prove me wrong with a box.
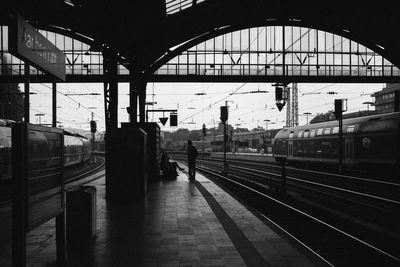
[25,168,327,267]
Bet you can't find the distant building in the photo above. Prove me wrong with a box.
[372,84,400,113]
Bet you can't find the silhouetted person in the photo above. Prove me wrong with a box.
[161,151,184,179]
[186,140,198,180]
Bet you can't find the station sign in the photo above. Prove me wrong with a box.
[9,15,66,81]
[159,117,168,126]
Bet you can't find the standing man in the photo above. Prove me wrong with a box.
[186,140,198,180]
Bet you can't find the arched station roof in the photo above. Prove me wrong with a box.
[2,0,400,77]
[152,25,400,83]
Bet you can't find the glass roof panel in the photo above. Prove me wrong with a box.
[166,0,208,15]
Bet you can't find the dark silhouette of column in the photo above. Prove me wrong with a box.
[24,62,30,123]
[103,48,118,131]
[129,71,138,124]
[52,82,57,127]
[138,78,147,123]
[102,48,118,200]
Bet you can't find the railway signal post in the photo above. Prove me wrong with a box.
[334,99,347,174]
[202,123,206,157]
[220,105,228,174]
[90,112,97,164]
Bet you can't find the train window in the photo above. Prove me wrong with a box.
[297,131,303,138]
[289,132,294,138]
[324,128,331,135]
[317,129,324,135]
[310,130,316,137]
[303,131,309,138]
[332,126,339,134]
[347,125,355,133]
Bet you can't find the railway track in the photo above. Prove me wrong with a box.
[213,159,400,214]
[176,155,400,207]
[202,152,400,181]
[173,155,400,266]
[0,155,105,205]
[64,156,105,186]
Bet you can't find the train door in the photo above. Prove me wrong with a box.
[288,140,294,159]
[344,137,354,165]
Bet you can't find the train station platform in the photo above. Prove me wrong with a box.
[26,168,326,267]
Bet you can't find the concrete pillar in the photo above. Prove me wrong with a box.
[102,48,119,200]
[103,49,118,131]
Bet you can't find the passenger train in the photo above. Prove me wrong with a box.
[165,129,280,153]
[273,112,400,168]
[0,120,92,182]
[210,129,280,153]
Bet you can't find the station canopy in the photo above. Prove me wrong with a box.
[2,0,400,74]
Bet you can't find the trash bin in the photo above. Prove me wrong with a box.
[66,186,97,243]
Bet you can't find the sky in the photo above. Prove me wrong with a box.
[24,81,384,133]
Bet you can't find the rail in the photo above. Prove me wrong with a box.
[173,155,400,265]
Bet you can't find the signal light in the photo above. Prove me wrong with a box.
[275,87,283,100]
[334,99,343,120]
[90,120,97,133]
[170,113,177,126]
[220,106,228,123]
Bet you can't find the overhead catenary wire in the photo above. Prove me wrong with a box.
[38,83,104,120]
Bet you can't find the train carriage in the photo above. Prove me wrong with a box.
[0,124,92,182]
[64,132,92,167]
[273,112,400,167]
[209,129,280,153]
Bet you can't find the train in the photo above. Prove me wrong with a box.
[64,132,91,167]
[162,129,280,153]
[0,120,92,182]
[273,112,400,168]
[210,129,280,153]
[160,112,399,171]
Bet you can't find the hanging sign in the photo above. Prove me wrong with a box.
[159,117,168,126]
[9,15,66,81]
